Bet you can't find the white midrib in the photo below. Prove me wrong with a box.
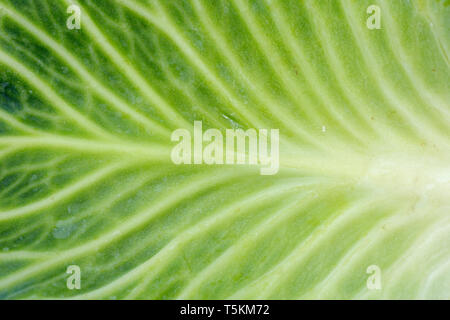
[0,134,449,194]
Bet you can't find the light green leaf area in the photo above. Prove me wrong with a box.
[0,0,449,299]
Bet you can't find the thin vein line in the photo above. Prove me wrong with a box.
[1,4,171,138]
[0,50,115,139]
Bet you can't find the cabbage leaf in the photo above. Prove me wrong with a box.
[0,0,449,299]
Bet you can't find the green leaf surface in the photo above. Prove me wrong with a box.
[0,0,449,299]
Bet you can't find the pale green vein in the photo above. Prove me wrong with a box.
[0,250,56,260]
[124,182,323,299]
[0,157,67,198]
[118,0,262,129]
[5,155,67,174]
[121,0,332,151]
[0,146,21,160]
[305,0,431,146]
[0,168,248,290]
[362,217,450,299]
[353,217,449,299]
[156,49,228,129]
[421,0,449,67]
[0,220,47,245]
[0,49,114,140]
[0,31,85,91]
[265,0,391,145]
[65,0,191,131]
[190,0,335,151]
[226,195,380,299]
[0,135,171,159]
[66,169,167,240]
[231,0,370,147]
[71,178,319,299]
[419,259,450,299]
[379,0,450,120]
[0,161,130,222]
[340,0,450,147]
[1,4,171,138]
[303,204,424,298]
[176,187,333,299]
[0,109,44,135]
